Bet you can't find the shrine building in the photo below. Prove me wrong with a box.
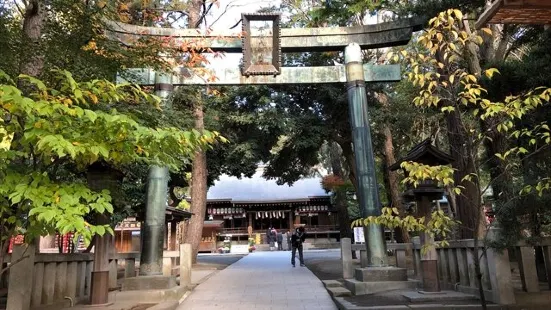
[202,165,339,248]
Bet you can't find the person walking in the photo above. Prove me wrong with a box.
[276,231,283,251]
[291,226,306,267]
[269,227,276,251]
[286,231,292,251]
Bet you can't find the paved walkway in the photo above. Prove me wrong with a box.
[178,251,338,310]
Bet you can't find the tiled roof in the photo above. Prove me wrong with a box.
[207,168,329,202]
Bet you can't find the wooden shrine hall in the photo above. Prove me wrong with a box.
[203,165,339,242]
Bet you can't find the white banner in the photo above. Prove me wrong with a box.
[354,227,365,243]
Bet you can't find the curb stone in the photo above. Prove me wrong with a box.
[333,297,511,310]
[148,301,179,310]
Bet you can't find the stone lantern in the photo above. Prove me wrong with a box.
[389,138,454,293]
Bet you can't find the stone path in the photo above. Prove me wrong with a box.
[178,251,338,310]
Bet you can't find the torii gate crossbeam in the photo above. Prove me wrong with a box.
[106,18,423,53]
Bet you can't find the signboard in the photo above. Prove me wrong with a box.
[354,227,365,243]
[242,13,281,76]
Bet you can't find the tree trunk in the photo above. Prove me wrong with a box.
[377,92,410,245]
[329,142,355,256]
[445,109,481,239]
[20,0,46,77]
[183,0,207,264]
[339,140,357,191]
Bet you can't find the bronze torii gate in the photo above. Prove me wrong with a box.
[112,13,421,287]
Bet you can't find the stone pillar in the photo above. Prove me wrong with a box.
[418,196,440,292]
[517,245,540,292]
[341,238,354,279]
[543,246,551,290]
[180,244,192,287]
[345,43,387,267]
[125,258,136,278]
[140,71,173,276]
[7,244,35,310]
[487,227,515,304]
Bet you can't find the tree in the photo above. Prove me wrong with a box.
[0,70,221,276]
[382,9,551,308]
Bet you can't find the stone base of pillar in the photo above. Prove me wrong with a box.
[421,259,441,292]
[122,275,177,291]
[354,267,408,282]
[90,271,110,305]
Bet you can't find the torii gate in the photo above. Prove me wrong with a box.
[112,12,421,282]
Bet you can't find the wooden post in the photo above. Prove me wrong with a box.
[179,244,192,287]
[418,196,440,292]
[7,244,35,310]
[90,215,111,305]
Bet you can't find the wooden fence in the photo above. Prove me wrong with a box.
[3,245,191,309]
[341,234,551,305]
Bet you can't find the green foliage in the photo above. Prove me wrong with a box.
[352,207,459,244]
[0,70,221,245]
[400,161,456,189]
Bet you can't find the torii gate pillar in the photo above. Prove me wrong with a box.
[345,43,388,267]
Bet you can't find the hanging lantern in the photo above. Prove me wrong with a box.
[282,212,286,219]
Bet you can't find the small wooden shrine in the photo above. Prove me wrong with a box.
[114,206,192,252]
[389,138,455,201]
[476,0,551,28]
[390,138,454,293]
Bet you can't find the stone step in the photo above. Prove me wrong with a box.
[401,290,478,303]
[327,286,352,297]
[354,267,407,282]
[322,280,343,288]
[344,279,419,296]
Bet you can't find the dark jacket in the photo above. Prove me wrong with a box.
[291,230,306,247]
[276,232,283,243]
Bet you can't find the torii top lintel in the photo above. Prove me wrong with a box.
[105,17,423,53]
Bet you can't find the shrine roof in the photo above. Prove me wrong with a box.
[389,138,454,171]
[206,168,329,203]
[476,0,551,28]
[166,206,192,219]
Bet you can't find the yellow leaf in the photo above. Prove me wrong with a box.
[453,9,463,20]
[90,94,98,104]
[481,28,492,36]
[449,75,455,84]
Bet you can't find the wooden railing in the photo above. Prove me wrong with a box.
[4,245,192,310]
[341,232,551,305]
